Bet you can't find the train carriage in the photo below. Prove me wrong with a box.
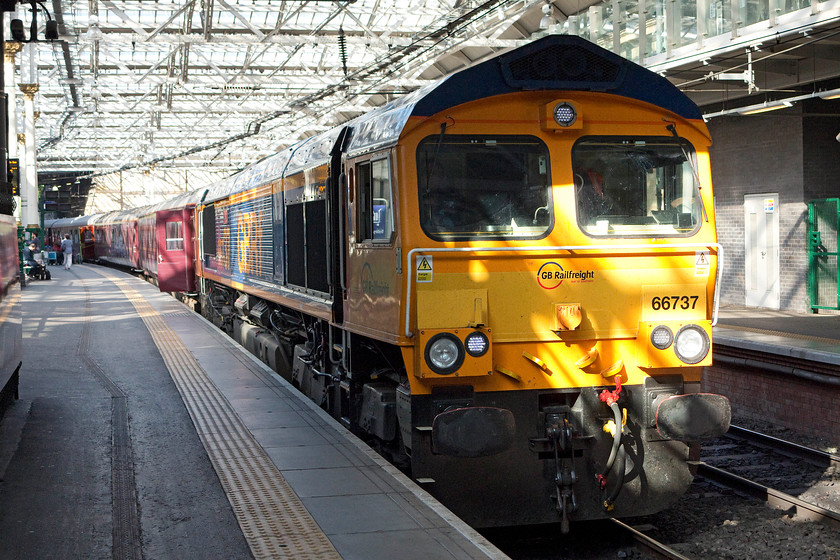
[0,214,21,416]
[94,209,143,269]
[90,35,731,531]
[46,215,100,264]
[138,189,206,293]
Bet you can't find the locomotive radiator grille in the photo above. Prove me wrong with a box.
[92,268,341,560]
[500,43,624,89]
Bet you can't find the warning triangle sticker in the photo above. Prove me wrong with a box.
[418,257,432,271]
[696,252,708,265]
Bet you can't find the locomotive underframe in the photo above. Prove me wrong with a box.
[410,381,698,527]
[200,278,705,528]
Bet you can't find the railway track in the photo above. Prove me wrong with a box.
[489,424,840,559]
[609,519,692,560]
[696,424,840,530]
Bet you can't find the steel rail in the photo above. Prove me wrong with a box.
[609,519,693,560]
[726,424,840,471]
[695,462,840,530]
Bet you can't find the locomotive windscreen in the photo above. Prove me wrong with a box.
[571,136,702,236]
[417,134,552,240]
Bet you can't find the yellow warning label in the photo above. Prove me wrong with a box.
[416,255,433,283]
[694,250,710,277]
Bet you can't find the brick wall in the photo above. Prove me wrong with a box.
[803,114,840,201]
[708,112,807,311]
[703,363,840,445]
[705,106,840,313]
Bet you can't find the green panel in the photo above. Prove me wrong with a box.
[808,199,840,310]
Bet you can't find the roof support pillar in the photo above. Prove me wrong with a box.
[20,81,38,228]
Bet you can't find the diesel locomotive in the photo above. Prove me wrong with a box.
[52,35,731,530]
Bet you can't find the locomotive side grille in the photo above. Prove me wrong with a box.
[221,183,274,281]
[501,44,624,90]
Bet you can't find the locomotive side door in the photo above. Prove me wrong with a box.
[156,208,191,292]
[343,151,402,338]
[328,127,352,324]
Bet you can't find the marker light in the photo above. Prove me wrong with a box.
[464,331,489,357]
[424,333,465,375]
[673,324,710,364]
[650,325,673,350]
[553,102,577,127]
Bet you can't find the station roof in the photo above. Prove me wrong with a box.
[22,0,601,175]
[17,0,840,179]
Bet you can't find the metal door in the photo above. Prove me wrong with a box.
[156,209,191,292]
[744,194,780,309]
[808,198,840,311]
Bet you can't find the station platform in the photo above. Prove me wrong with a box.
[709,304,840,446]
[715,304,840,365]
[0,264,508,560]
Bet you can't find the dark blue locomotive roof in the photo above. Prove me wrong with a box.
[343,34,702,157]
[410,34,701,121]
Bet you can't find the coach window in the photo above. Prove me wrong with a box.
[165,221,184,251]
[573,136,701,237]
[357,156,394,243]
[417,135,552,240]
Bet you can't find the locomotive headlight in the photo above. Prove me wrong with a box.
[464,331,489,357]
[673,325,710,364]
[553,102,577,127]
[650,325,673,350]
[424,333,465,375]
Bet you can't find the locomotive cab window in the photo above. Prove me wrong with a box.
[417,135,551,240]
[573,136,702,236]
[357,157,394,243]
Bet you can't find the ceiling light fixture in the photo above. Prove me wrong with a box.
[818,88,840,100]
[539,2,555,30]
[738,100,793,115]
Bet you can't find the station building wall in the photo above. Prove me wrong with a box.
[706,101,840,313]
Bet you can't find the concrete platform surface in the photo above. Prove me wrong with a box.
[0,264,507,560]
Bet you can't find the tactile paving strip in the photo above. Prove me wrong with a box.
[94,269,341,560]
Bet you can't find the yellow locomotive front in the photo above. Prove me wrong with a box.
[382,38,731,529]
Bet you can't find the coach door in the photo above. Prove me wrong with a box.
[80,226,95,260]
[156,209,191,292]
[744,194,780,309]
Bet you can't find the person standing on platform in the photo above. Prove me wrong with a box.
[61,234,73,270]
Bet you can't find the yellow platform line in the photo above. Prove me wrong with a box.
[91,268,340,560]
